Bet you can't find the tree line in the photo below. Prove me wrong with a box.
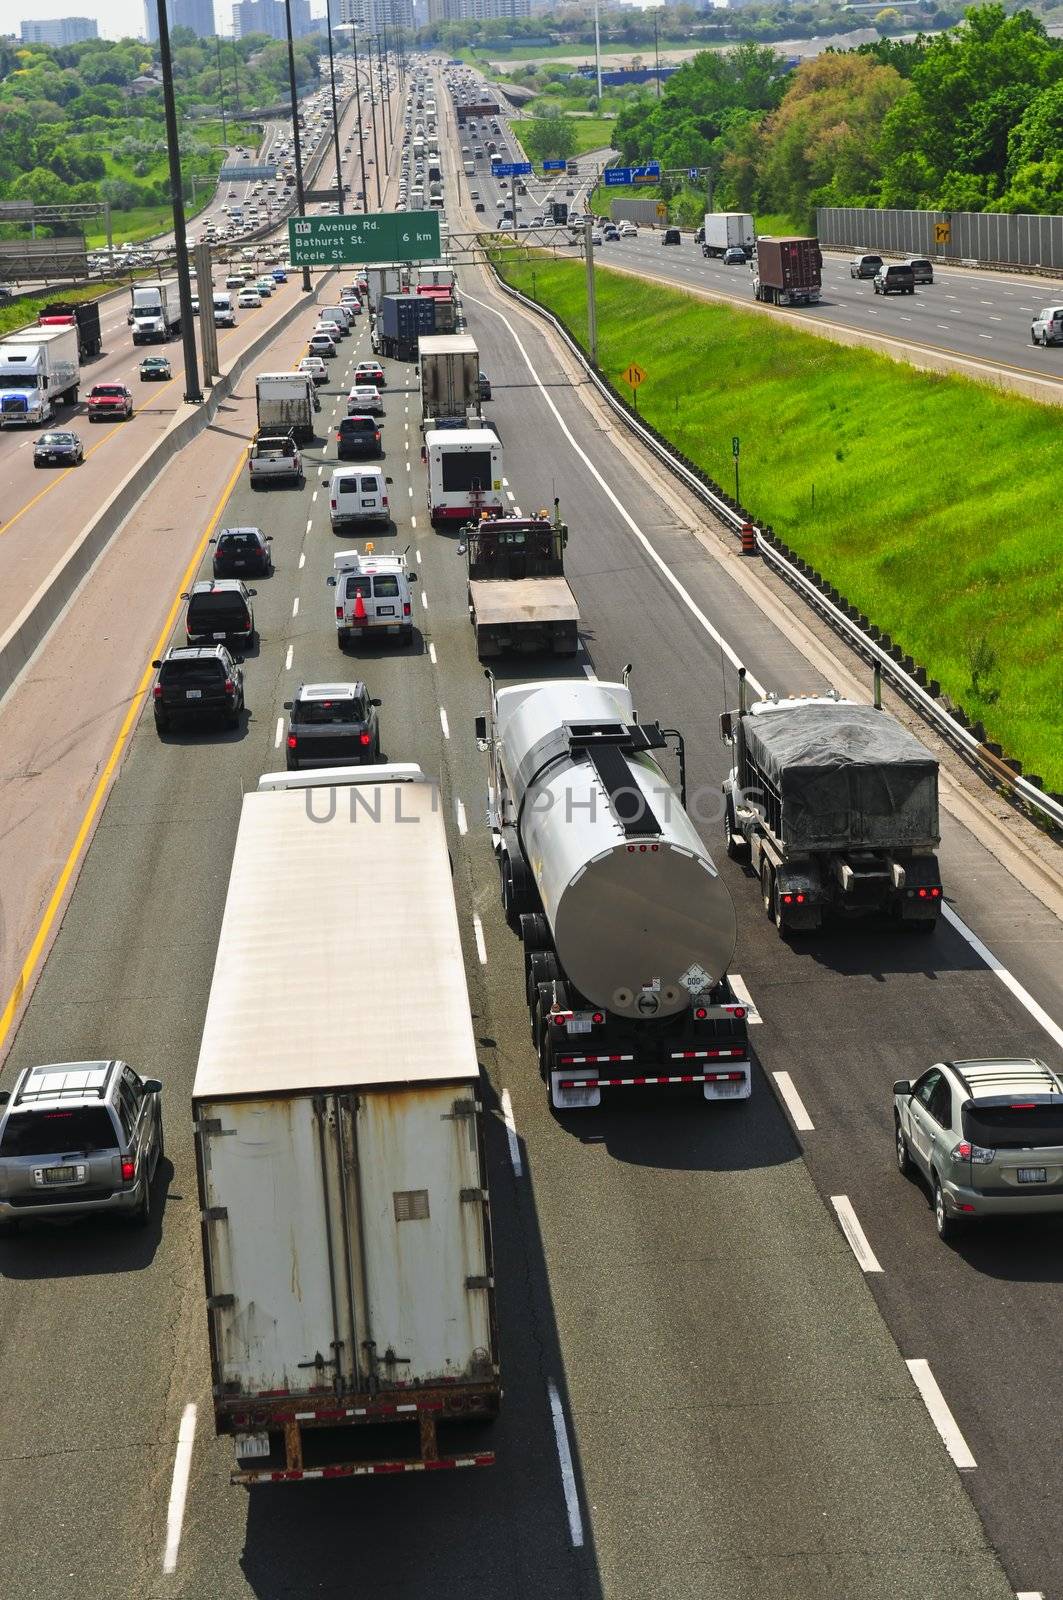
[613,7,1063,220]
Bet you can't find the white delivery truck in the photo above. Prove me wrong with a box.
[193,766,500,1485]
[0,325,80,426]
[426,427,504,527]
[419,333,480,430]
[130,279,181,343]
[255,370,318,442]
[701,212,755,259]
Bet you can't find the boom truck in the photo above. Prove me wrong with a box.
[720,670,943,936]
[193,765,500,1484]
[130,279,181,344]
[460,501,579,657]
[0,325,79,426]
[37,299,102,360]
[476,674,751,1111]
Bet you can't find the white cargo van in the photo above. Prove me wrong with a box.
[328,548,417,646]
[213,292,236,328]
[327,466,392,530]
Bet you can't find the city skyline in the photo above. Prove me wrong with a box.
[11,0,331,39]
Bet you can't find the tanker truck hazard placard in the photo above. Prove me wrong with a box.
[679,962,713,995]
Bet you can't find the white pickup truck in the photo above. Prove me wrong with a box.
[247,430,304,489]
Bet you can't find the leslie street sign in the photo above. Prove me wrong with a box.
[288,210,441,267]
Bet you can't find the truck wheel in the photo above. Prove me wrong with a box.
[518,912,550,953]
[724,799,750,864]
[526,950,559,1014]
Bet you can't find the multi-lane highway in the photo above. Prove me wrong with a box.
[454,69,1063,395]
[0,56,1061,1600]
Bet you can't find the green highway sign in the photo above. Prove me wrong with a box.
[288,210,441,267]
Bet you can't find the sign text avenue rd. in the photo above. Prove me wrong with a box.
[288,210,441,267]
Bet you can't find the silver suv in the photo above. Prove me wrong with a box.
[893,1057,1063,1241]
[0,1060,163,1232]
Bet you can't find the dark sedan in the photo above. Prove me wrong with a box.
[33,430,83,467]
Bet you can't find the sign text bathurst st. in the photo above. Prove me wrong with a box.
[288,210,441,267]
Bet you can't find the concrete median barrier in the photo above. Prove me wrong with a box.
[0,270,334,706]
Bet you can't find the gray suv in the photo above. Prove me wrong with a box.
[894,1057,1063,1241]
[0,1060,163,1232]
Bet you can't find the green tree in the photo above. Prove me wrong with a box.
[523,108,578,162]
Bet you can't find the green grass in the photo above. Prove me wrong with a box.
[0,279,125,340]
[492,251,1063,791]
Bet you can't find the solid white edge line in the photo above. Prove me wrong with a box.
[472,913,487,966]
[772,1070,814,1132]
[547,1379,585,1548]
[941,904,1063,1051]
[274,717,283,749]
[439,706,450,739]
[161,1401,197,1573]
[727,972,762,1023]
[500,1087,522,1177]
[1016,1591,1045,1598]
[830,1195,883,1273]
[906,1359,976,1470]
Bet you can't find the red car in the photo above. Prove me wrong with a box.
[87,383,134,421]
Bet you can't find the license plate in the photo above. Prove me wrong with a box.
[377,605,395,616]
[714,1079,745,1096]
[234,1432,271,1459]
[565,1018,592,1035]
[213,632,226,641]
[1017,1167,1047,1184]
[361,499,376,508]
[233,560,246,568]
[44,1166,77,1184]
[185,689,202,700]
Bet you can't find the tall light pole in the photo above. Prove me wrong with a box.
[593,0,603,106]
[323,0,344,213]
[380,18,392,170]
[283,0,312,293]
[155,0,201,402]
[351,27,369,214]
[653,8,661,98]
[215,34,228,145]
[376,26,389,175]
[367,36,383,208]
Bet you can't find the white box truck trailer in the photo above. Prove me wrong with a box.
[193,765,500,1484]
[0,325,80,426]
[701,212,755,259]
[255,370,318,443]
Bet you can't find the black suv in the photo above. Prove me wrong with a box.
[284,682,382,770]
[152,646,245,732]
[336,415,383,459]
[212,527,273,578]
[874,262,916,295]
[183,579,256,648]
[662,228,681,245]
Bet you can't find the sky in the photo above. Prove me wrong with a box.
[11,2,309,41]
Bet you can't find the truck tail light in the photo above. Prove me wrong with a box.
[382,496,388,508]
[592,1012,604,1024]
[403,602,411,616]
[121,1156,136,1182]
[331,500,337,511]
[359,732,372,746]
[336,606,343,620]
[224,679,235,694]
[287,735,297,749]
[152,684,163,700]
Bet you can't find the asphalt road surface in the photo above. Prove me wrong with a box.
[0,60,1060,1600]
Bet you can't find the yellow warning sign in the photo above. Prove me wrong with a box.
[934,221,951,245]
[656,202,668,220]
[623,363,646,388]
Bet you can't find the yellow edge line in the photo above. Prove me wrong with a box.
[0,440,249,1056]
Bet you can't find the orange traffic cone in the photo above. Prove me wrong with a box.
[353,590,367,622]
[740,521,756,555]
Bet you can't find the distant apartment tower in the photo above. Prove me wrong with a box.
[426,0,528,20]
[232,0,315,37]
[20,16,99,43]
[339,0,415,34]
[143,0,218,40]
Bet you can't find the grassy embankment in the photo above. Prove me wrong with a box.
[0,280,126,340]
[492,251,1063,790]
[77,118,256,247]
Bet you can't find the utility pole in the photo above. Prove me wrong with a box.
[593,0,603,105]
[352,28,368,214]
[323,0,344,213]
[283,0,312,293]
[377,25,390,175]
[583,216,598,367]
[232,40,241,116]
[653,8,661,99]
[155,0,201,402]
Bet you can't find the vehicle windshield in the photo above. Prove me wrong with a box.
[1,1106,117,1156]
[93,386,124,397]
[962,1101,1063,1150]
[296,698,366,724]
[187,594,247,628]
[218,532,260,551]
[161,658,225,686]
[38,433,73,444]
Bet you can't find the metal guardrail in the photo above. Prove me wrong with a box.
[484,262,1063,837]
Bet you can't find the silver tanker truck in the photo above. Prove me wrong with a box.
[476,673,751,1111]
